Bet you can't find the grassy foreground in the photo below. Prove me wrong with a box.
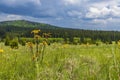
[0,43,120,80]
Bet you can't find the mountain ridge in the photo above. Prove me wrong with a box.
[0,20,119,31]
[0,20,62,29]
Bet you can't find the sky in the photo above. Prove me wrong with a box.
[0,0,120,30]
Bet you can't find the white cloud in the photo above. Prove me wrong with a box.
[111,6,120,17]
[0,13,22,21]
[86,7,110,18]
[86,0,120,18]
[0,0,120,30]
[86,5,120,18]
[89,17,120,29]
[7,15,22,20]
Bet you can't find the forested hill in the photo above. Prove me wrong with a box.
[0,20,120,43]
[0,20,60,29]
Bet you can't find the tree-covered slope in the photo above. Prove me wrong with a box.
[0,20,61,29]
[0,20,120,43]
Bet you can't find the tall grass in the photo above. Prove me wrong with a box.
[0,43,120,80]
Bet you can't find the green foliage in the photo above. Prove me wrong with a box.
[48,38,64,43]
[4,35,19,49]
[0,43,120,79]
[19,38,26,46]
[95,39,103,46]
[80,36,85,44]
[5,41,10,46]
[10,40,19,49]
[68,36,74,44]
[0,20,120,44]
[63,32,68,43]
[4,36,10,46]
[5,40,10,46]
[19,40,26,46]
[73,37,80,45]
[84,38,92,44]
[0,20,59,29]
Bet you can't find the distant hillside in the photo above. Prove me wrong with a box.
[0,20,65,38]
[0,20,120,43]
[0,20,61,29]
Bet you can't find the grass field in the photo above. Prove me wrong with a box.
[0,43,120,80]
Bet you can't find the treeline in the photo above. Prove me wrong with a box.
[0,20,120,44]
[0,25,120,44]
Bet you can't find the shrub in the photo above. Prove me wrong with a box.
[10,40,19,49]
[5,40,10,46]
[73,37,80,45]
[4,36,10,46]
[19,39,26,46]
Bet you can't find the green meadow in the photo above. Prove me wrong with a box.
[0,43,120,80]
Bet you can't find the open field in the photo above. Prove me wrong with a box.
[0,43,120,80]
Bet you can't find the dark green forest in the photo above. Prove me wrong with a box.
[0,20,120,44]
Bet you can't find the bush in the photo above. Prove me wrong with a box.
[19,39,26,46]
[4,36,10,46]
[5,40,10,46]
[73,37,80,45]
[10,40,19,49]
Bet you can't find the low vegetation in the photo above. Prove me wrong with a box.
[0,21,120,80]
[0,42,120,80]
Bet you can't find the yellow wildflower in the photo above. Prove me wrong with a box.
[26,42,34,48]
[43,41,47,45]
[43,33,51,38]
[0,49,4,53]
[34,35,40,39]
[118,40,120,46]
[31,29,40,34]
